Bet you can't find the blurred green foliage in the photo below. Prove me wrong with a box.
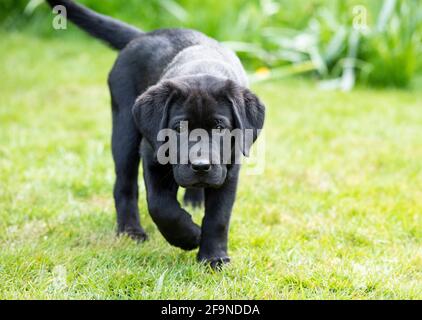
[1,0,421,88]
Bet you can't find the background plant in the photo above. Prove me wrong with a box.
[1,0,421,88]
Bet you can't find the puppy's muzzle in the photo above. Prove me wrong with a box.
[191,159,211,173]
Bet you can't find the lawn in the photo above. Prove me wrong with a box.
[0,31,421,299]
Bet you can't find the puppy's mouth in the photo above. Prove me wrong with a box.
[172,165,227,189]
[178,179,222,189]
[191,182,209,188]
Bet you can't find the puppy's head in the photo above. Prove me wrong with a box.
[132,75,265,188]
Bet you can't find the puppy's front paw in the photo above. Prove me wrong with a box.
[118,226,148,243]
[197,253,231,270]
[168,224,201,251]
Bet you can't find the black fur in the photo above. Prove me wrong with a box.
[183,188,204,208]
[45,0,265,268]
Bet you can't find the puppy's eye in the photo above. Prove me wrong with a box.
[214,124,225,130]
[174,124,182,133]
[174,122,187,133]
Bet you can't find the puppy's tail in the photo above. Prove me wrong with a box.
[46,0,143,50]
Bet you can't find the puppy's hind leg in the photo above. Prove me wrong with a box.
[183,188,204,208]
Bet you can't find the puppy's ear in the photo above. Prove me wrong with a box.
[132,81,183,151]
[226,81,265,156]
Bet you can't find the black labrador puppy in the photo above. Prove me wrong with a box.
[46,0,265,268]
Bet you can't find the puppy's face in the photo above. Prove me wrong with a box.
[133,76,265,188]
[167,94,233,188]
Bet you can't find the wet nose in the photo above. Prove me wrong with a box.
[191,159,211,173]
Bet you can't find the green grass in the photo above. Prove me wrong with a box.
[0,32,421,299]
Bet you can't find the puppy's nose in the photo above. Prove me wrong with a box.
[191,159,211,173]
